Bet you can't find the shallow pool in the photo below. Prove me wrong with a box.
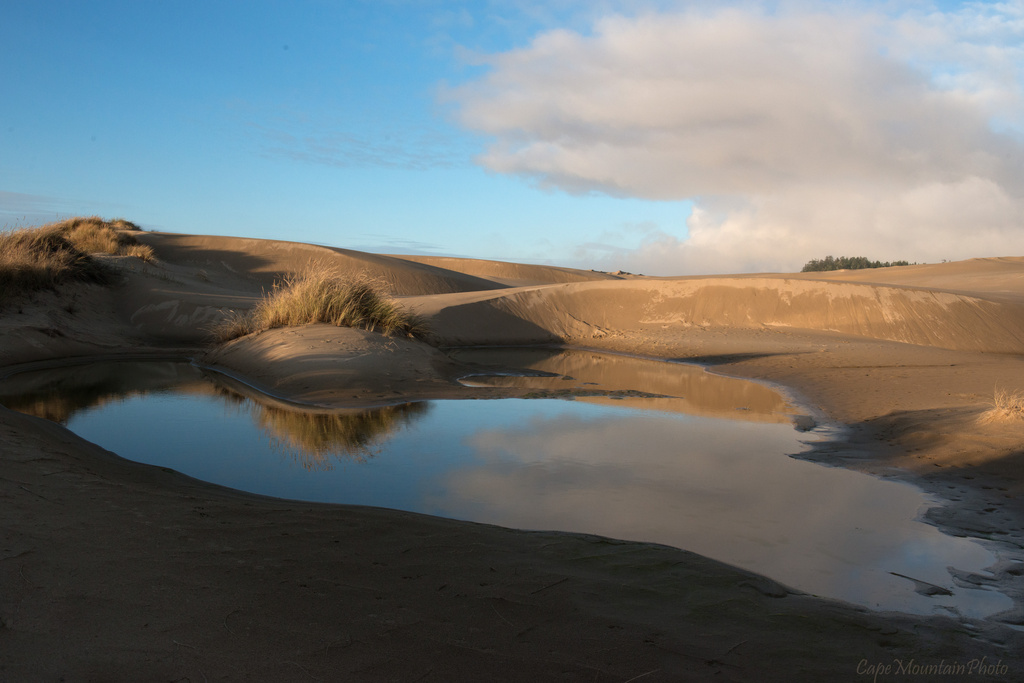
[0,350,1012,618]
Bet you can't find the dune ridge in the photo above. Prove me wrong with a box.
[796,256,1024,301]
[123,232,1024,355]
[136,232,508,295]
[413,277,1024,352]
[391,254,625,286]
[7,229,1024,367]
[3,227,1024,680]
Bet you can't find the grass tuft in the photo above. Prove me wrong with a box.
[60,216,155,262]
[121,244,157,263]
[0,216,154,307]
[213,261,428,342]
[979,387,1024,423]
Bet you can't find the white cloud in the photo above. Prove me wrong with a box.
[449,2,1024,273]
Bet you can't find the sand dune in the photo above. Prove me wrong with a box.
[795,256,1024,303]
[92,232,513,345]
[137,232,508,295]
[2,229,1024,680]
[412,276,1024,352]
[392,254,624,286]
[78,233,1024,355]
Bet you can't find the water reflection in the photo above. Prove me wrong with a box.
[0,361,204,423]
[451,347,793,422]
[431,405,1009,616]
[0,357,1013,618]
[248,401,428,469]
[0,361,429,469]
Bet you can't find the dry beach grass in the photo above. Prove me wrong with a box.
[0,216,154,307]
[980,387,1024,424]
[213,262,428,342]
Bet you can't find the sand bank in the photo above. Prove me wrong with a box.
[2,231,1023,681]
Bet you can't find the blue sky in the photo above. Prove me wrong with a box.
[2,1,1022,274]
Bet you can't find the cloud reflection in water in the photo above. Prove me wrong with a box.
[429,403,1009,617]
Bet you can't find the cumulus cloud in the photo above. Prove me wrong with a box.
[449,2,1024,273]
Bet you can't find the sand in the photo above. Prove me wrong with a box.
[2,230,1023,681]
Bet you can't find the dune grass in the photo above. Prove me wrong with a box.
[61,216,154,262]
[214,262,428,342]
[0,217,154,307]
[980,387,1024,423]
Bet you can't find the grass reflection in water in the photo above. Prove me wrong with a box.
[0,360,430,471]
[212,387,430,469]
[0,356,1013,618]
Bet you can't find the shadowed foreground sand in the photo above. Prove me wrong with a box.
[2,230,1023,681]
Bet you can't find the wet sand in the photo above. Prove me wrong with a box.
[2,231,1023,681]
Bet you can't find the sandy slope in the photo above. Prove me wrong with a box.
[409,275,1024,352]
[795,257,1024,302]
[136,231,509,295]
[2,231,1024,681]
[391,254,625,287]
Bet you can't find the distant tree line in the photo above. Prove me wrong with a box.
[801,256,913,272]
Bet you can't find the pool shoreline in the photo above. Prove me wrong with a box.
[2,347,1020,621]
[3,332,1024,680]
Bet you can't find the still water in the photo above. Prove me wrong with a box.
[0,349,1012,618]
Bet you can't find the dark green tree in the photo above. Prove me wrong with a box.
[801,256,912,272]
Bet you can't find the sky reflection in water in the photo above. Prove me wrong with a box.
[0,354,1012,618]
